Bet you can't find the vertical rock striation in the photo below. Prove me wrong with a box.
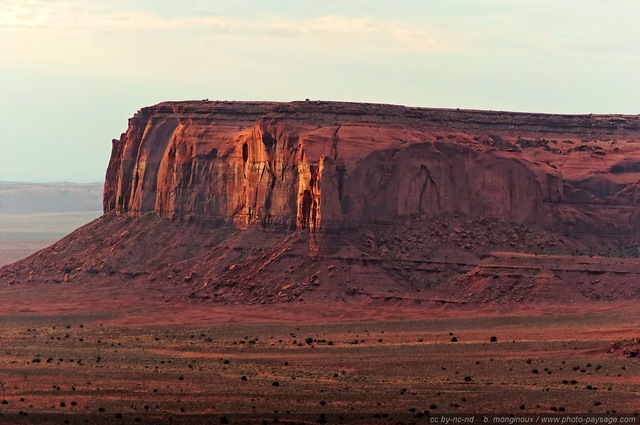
[104,101,640,231]
[5,100,640,305]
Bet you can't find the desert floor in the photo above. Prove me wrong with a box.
[0,284,638,425]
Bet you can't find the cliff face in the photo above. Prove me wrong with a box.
[104,101,640,231]
[4,101,640,306]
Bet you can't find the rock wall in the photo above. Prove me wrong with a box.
[104,101,640,231]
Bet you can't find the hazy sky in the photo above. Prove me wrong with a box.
[1,0,639,182]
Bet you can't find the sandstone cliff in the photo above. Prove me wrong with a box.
[104,101,640,231]
[3,101,640,306]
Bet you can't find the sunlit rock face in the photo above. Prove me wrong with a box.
[4,101,640,305]
[104,100,640,231]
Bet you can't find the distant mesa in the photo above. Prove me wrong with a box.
[3,100,640,305]
[0,181,103,267]
[0,181,103,215]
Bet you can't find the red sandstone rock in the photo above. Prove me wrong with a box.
[104,101,640,231]
[4,100,640,305]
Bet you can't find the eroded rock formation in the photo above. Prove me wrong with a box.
[4,101,640,306]
[104,101,640,231]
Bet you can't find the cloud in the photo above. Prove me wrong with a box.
[2,0,636,88]
[0,1,450,53]
[252,15,448,52]
[0,0,179,30]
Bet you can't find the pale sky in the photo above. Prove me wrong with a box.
[1,0,639,182]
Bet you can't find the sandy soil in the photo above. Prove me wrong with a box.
[1,210,638,423]
[0,281,638,424]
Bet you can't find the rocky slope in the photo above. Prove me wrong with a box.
[3,101,640,305]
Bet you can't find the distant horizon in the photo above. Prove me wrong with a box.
[0,180,104,185]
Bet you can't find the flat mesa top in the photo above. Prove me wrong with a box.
[135,100,640,130]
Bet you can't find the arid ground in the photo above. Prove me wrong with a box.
[2,102,640,423]
[0,282,638,424]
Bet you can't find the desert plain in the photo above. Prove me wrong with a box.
[2,101,640,423]
[0,281,639,424]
